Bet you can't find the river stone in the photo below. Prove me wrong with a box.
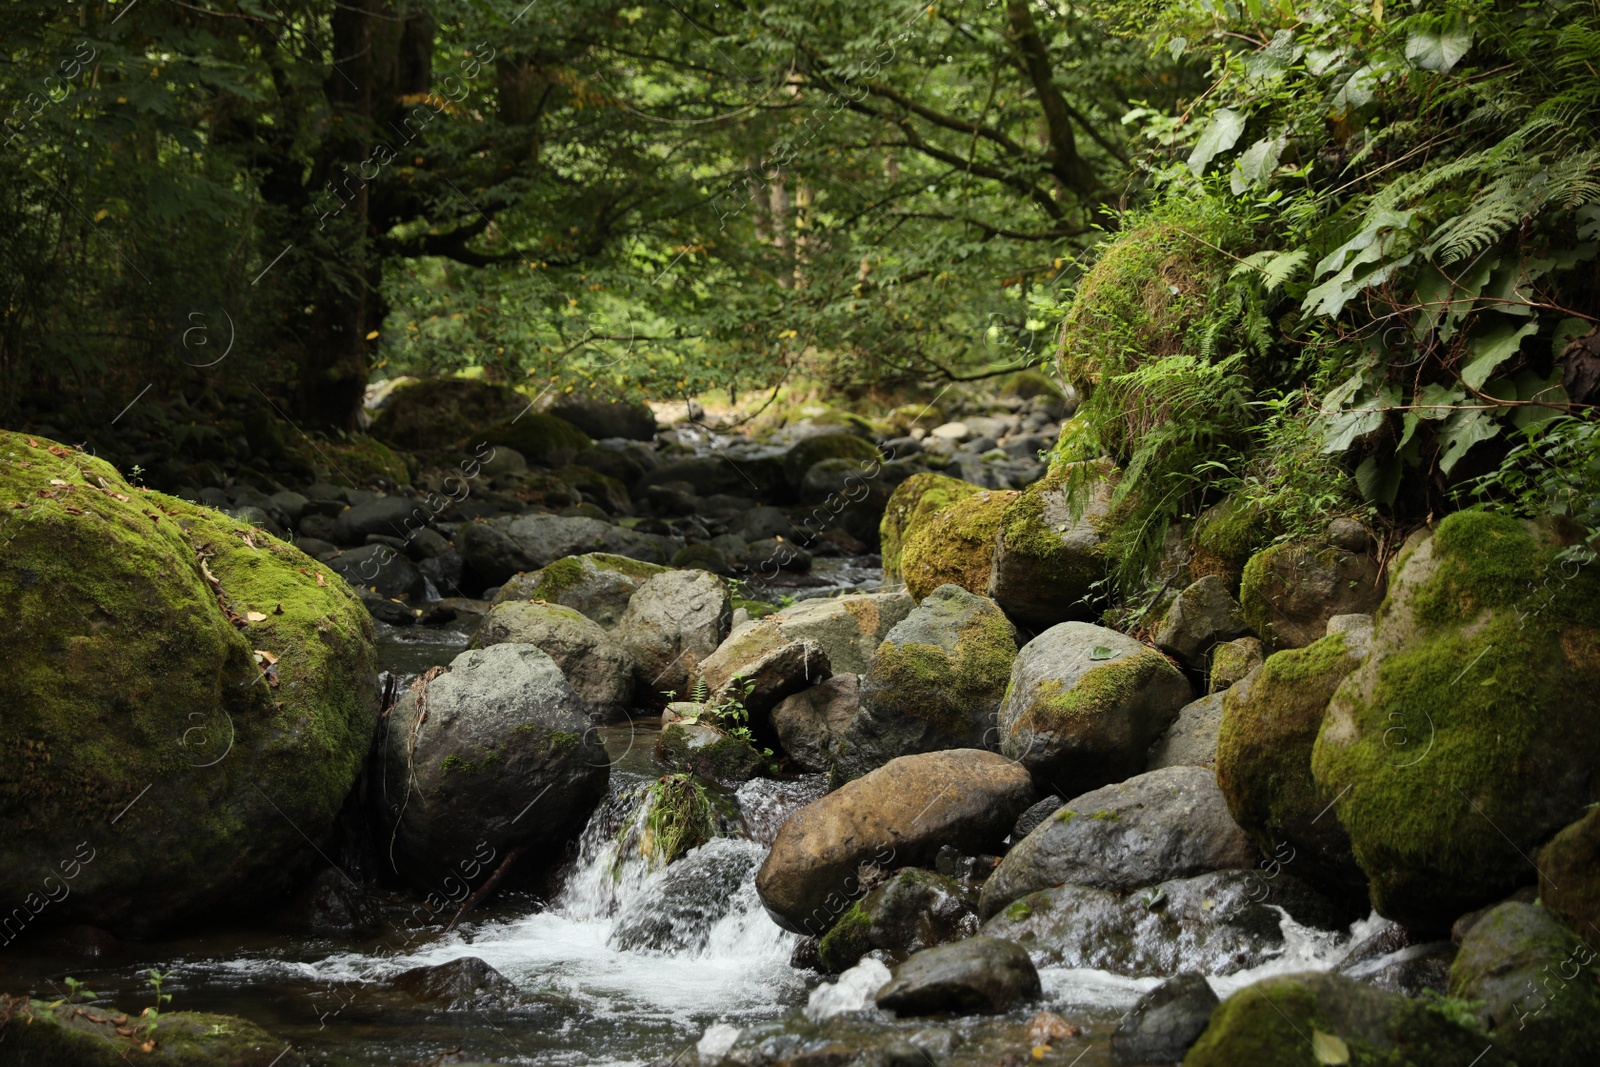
[611,837,763,954]
[997,622,1192,793]
[325,542,428,600]
[375,644,608,889]
[900,489,1017,601]
[547,393,657,441]
[1147,693,1224,770]
[768,591,915,675]
[657,722,763,786]
[1312,512,1600,932]
[0,434,379,935]
[980,766,1255,919]
[784,431,883,488]
[393,956,519,1010]
[1538,806,1600,943]
[1450,902,1600,1066]
[490,552,668,629]
[987,460,1117,628]
[846,585,1018,780]
[1217,632,1368,902]
[618,569,732,698]
[1110,973,1219,1065]
[983,869,1344,977]
[460,514,675,588]
[1153,574,1249,670]
[0,998,307,1066]
[772,673,862,773]
[1238,523,1385,652]
[1207,636,1263,694]
[635,455,787,502]
[1011,796,1065,840]
[332,495,432,545]
[816,868,980,973]
[692,619,831,718]
[471,601,636,721]
[880,472,983,581]
[876,937,1040,1016]
[756,750,1034,935]
[1184,972,1488,1067]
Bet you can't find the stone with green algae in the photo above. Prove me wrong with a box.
[900,489,1017,601]
[0,997,306,1066]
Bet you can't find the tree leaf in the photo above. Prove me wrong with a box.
[1230,134,1286,195]
[1461,319,1539,389]
[1405,23,1472,72]
[1311,1030,1351,1065]
[1089,646,1118,660]
[1437,408,1501,474]
[1355,453,1401,506]
[1187,108,1246,178]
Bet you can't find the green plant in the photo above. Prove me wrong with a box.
[1419,989,1486,1032]
[139,968,172,1038]
[55,977,95,1005]
[639,773,718,866]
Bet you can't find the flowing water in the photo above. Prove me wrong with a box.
[0,625,1417,1066]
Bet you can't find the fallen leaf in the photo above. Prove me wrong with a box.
[49,478,69,486]
[63,506,84,515]
[36,489,54,498]
[315,572,326,586]
[246,611,268,622]
[47,446,71,457]
[26,438,40,447]
[11,501,28,509]
[1312,1031,1350,1065]
[1089,645,1117,660]
[254,649,280,665]
[199,558,222,589]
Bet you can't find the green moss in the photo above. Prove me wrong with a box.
[482,413,592,465]
[993,458,1118,593]
[1311,511,1600,925]
[900,490,1016,600]
[0,998,303,1066]
[370,377,518,451]
[816,901,873,971]
[658,723,760,783]
[999,369,1066,400]
[783,433,882,487]
[672,543,731,573]
[1018,650,1180,736]
[867,598,1018,740]
[1191,496,1275,590]
[732,597,779,619]
[1055,808,1077,823]
[880,472,982,580]
[1091,809,1120,821]
[549,730,582,751]
[521,552,669,603]
[1005,900,1034,921]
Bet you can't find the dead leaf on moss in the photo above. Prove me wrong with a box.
[246,611,268,622]
[315,572,326,587]
[254,649,279,665]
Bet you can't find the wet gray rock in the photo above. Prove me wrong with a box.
[1147,692,1224,770]
[767,592,915,676]
[982,869,1343,976]
[611,837,763,954]
[997,622,1191,793]
[816,868,979,973]
[773,674,862,773]
[618,569,732,696]
[392,956,517,1009]
[327,543,427,600]
[876,937,1040,1016]
[690,620,831,720]
[1110,973,1219,1066]
[730,505,795,542]
[471,601,636,721]
[980,766,1255,919]
[374,644,609,889]
[333,496,431,545]
[1153,575,1249,670]
[460,514,675,587]
[1011,797,1065,841]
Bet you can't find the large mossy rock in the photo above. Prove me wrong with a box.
[369,378,520,451]
[983,869,1341,977]
[816,868,979,973]
[900,489,1016,601]
[620,569,733,698]
[0,433,378,934]
[997,622,1191,792]
[849,585,1018,779]
[755,750,1033,934]
[0,997,306,1066]
[980,766,1255,919]
[489,552,669,629]
[375,644,608,888]
[470,601,636,721]
[1449,902,1600,1066]
[1311,512,1600,931]
[1216,632,1369,901]
[1187,496,1274,593]
[1238,520,1384,652]
[480,413,592,468]
[546,392,657,441]
[880,472,981,581]
[1538,806,1600,943]
[987,460,1118,628]
[761,591,914,675]
[1183,972,1490,1067]
[783,432,882,489]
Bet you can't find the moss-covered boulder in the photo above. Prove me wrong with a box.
[879,472,981,581]
[1183,972,1490,1067]
[1312,512,1600,931]
[999,369,1067,401]
[1153,574,1249,670]
[1538,806,1600,945]
[987,460,1118,628]
[0,433,378,934]
[997,622,1191,793]
[1208,636,1263,694]
[1188,496,1274,592]
[1448,902,1600,1066]
[850,585,1018,779]
[760,591,914,675]
[546,391,657,441]
[0,996,305,1066]
[490,552,669,629]
[481,413,592,468]
[375,644,608,889]
[817,868,978,974]
[782,432,882,489]
[470,601,637,721]
[553,465,632,515]
[1216,633,1369,902]
[369,377,520,451]
[900,490,1016,601]
[285,433,412,488]
[657,722,763,787]
[1239,520,1384,652]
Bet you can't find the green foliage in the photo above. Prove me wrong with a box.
[639,773,717,867]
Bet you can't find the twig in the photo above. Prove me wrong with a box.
[443,846,523,933]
